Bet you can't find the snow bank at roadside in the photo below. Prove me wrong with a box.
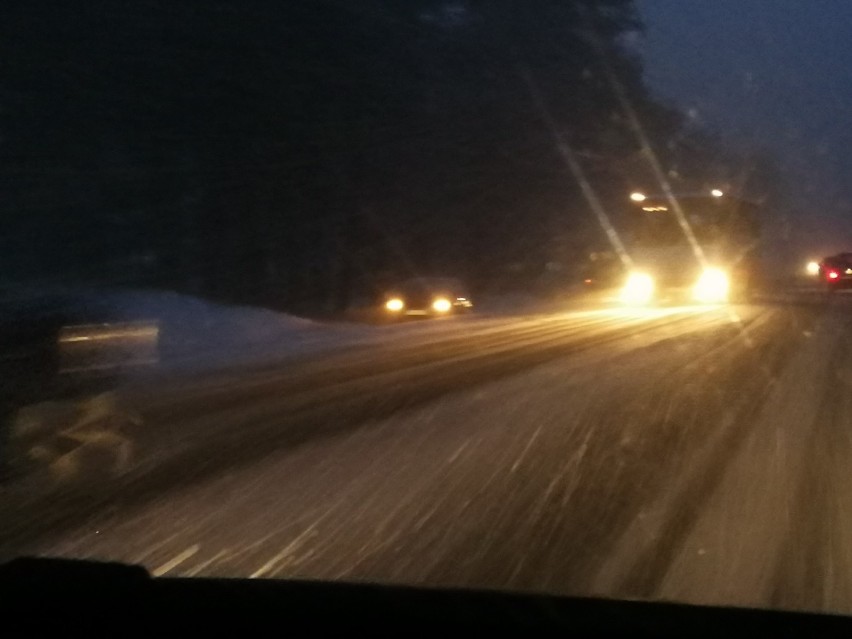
[93,289,373,371]
[0,286,375,374]
[2,285,575,377]
[112,289,564,372]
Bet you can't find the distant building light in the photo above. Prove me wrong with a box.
[630,192,646,202]
[642,206,668,212]
[711,189,724,197]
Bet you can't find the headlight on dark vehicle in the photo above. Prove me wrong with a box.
[693,268,729,303]
[620,273,654,305]
[385,298,404,311]
[432,298,452,312]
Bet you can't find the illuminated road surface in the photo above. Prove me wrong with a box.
[3,296,852,614]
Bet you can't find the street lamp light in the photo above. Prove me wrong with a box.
[710,188,724,197]
[630,192,646,202]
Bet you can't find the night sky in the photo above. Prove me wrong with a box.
[637,0,852,258]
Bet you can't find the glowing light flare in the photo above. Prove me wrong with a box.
[620,273,655,305]
[711,189,724,197]
[806,261,820,275]
[385,298,404,311]
[630,192,646,202]
[693,268,730,303]
[827,271,840,280]
[432,298,452,312]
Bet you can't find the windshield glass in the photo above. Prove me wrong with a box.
[2,0,852,619]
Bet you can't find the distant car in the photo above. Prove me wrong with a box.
[383,278,473,317]
[820,253,852,292]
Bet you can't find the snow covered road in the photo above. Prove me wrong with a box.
[4,296,852,615]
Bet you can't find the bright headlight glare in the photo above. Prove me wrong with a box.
[620,273,655,304]
[432,298,452,312]
[386,298,404,311]
[693,268,729,303]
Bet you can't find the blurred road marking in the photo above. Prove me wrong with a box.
[128,532,182,565]
[250,523,319,578]
[511,425,543,473]
[182,549,228,577]
[152,544,199,576]
[447,440,470,463]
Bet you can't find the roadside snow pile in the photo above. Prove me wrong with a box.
[93,289,368,369]
[0,285,571,378]
[0,287,367,372]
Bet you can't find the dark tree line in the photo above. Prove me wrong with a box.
[0,1,777,313]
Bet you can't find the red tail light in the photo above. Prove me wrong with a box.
[828,270,840,280]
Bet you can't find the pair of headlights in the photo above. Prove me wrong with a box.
[386,298,453,312]
[620,268,730,304]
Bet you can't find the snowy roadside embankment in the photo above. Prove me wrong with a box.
[100,289,370,373]
[2,285,603,379]
[0,287,547,488]
[0,287,554,380]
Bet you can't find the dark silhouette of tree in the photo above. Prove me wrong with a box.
[0,1,781,310]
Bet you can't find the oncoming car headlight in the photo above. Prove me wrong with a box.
[620,273,655,305]
[385,298,404,312]
[432,298,452,312]
[693,268,729,303]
